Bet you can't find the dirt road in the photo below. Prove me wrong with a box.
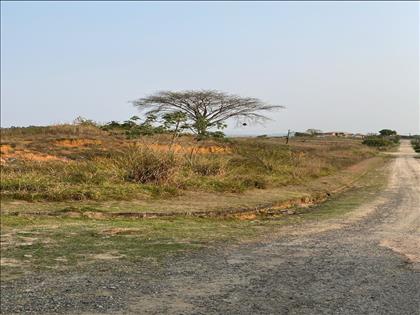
[1,141,419,314]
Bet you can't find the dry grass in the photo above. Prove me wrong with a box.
[1,125,377,203]
[54,139,103,147]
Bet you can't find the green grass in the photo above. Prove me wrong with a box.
[293,166,387,220]
[0,215,259,280]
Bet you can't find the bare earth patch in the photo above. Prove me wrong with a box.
[1,149,68,163]
[0,258,25,267]
[100,228,140,236]
[91,252,126,261]
[380,238,420,265]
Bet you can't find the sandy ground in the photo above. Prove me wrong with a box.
[1,141,419,314]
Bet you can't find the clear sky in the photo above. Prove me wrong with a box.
[1,1,419,135]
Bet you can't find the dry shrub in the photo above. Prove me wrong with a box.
[183,154,227,176]
[230,141,291,173]
[111,145,178,184]
[61,160,117,184]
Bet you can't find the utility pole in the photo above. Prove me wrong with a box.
[286,129,291,144]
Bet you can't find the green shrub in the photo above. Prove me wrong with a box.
[362,136,393,147]
[411,138,420,152]
[145,184,180,198]
[237,175,268,189]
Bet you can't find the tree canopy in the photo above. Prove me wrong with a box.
[379,129,397,136]
[132,90,284,137]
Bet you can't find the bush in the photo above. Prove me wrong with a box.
[411,138,420,152]
[379,129,397,136]
[100,116,167,138]
[237,175,268,189]
[231,141,291,173]
[183,154,226,176]
[208,131,226,139]
[111,145,178,184]
[362,136,393,147]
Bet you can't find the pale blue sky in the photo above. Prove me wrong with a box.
[1,1,419,135]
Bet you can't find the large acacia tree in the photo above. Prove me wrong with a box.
[132,90,284,137]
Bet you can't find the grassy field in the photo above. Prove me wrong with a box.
[1,124,375,203]
[1,124,390,280]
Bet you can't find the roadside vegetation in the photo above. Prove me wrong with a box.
[1,123,376,202]
[362,129,400,149]
[410,137,420,153]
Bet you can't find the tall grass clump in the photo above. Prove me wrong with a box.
[183,153,227,176]
[0,160,141,201]
[110,145,178,184]
[230,141,292,173]
[177,141,294,192]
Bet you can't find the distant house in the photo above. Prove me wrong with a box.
[319,132,341,137]
[295,131,365,139]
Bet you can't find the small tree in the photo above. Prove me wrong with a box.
[162,111,188,149]
[102,114,163,137]
[379,129,397,136]
[132,90,284,138]
[73,116,97,127]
